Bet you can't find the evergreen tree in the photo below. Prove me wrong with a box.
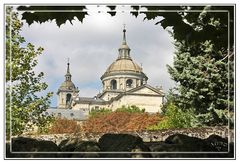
[168,41,232,117]
[5,7,53,137]
[166,7,234,125]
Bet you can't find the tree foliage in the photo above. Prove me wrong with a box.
[82,111,162,133]
[6,7,53,137]
[89,107,112,117]
[168,41,233,112]
[89,105,145,118]
[165,9,234,125]
[147,102,196,130]
[116,105,145,113]
[48,118,80,134]
[17,6,87,27]
[17,5,234,49]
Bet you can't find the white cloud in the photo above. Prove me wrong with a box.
[19,6,175,106]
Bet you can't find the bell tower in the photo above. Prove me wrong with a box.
[57,59,79,109]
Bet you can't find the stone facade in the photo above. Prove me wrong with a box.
[71,84,164,113]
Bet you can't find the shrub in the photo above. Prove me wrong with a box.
[147,102,196,130]
[37,115,55,134]
[48,118,81,134]
[116,105,145,113]
[82,112,162,133]
[89,108,112,117]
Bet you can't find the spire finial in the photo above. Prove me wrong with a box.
[67,58,70,73]
[122,24,126,44]
[65,58,72,81]
[118,25,131,59]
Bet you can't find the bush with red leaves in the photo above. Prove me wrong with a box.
[48,118,81,134]
[82,112,163,133]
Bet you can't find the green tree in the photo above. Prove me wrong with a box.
[147,102,196,130]
[6,7,53,138]
[137,6,233,126]
[168,41,232,111]
[116,105,145,113]
[89,107,112,117]
[165,7,234,125]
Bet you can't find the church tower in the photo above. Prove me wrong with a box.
[57,60,79,109]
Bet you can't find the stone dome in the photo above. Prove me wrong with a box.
[101,27,148,81]
[105,58,142,74]
[59,81,76,90]
[100,27,149,92]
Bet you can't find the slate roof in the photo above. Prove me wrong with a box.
[73,97,106,105]
[126,84,165,95]
[111,84,165,101]
[73,84,165,107]
[45,108,88,121]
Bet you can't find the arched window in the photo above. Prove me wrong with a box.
[110,80,117,90]
[66,93,72,104]
[126,79,133,88]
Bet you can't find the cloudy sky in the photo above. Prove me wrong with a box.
[17,5,176,107]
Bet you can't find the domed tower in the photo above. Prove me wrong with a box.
[101,27,148,92]
[57,60,79,109]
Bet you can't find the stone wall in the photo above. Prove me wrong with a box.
[7,128,234,158]
[138,126,233,142]
[20,126,233,145]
